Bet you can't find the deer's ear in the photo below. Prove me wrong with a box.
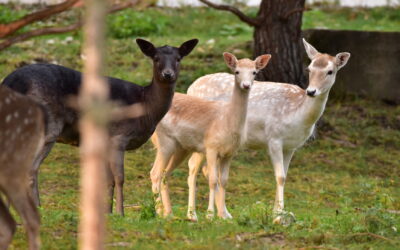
[255,54,271,70]
[179,39,198,57]
[335,52,351,70]
[223,52,237,70]
[136,39,156,58]
[303,38,319,60]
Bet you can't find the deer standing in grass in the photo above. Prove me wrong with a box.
[2,39,198,216]
[0,86,45,250]
[187,39,350,224]
[151,52,271,220]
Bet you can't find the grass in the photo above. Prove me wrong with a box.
[1,4,399,250]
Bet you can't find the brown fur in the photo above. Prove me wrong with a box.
[0,86,45,250]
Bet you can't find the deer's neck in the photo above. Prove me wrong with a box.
[298,90,330,127]
[223,82,249,132]
[143,78,175,123]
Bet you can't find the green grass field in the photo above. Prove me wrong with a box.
[1,5,399,249]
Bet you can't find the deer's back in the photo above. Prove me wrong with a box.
[187,73,310,148]
[2,64,147,148]
[156,92,223,153]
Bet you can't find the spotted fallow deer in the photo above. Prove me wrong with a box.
[187,39,350,224]
[0,85,45,250]
[151,52,271,220]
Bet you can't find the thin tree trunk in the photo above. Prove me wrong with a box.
[78,0,109,248]
[254,0,306,87]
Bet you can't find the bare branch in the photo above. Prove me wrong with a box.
[0,0,139,51]
[0,0,79,38]
[199,0,261,27]
[0,22,82,51]
[281,7,309,20]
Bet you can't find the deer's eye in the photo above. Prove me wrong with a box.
[327,70,333,75]
[235,71,239,75]
[176,57,181,62]
[253,71,257,75]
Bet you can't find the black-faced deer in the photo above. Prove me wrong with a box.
[187,39,350,224]
[151,53,271,221]
[2,38,198,216]
[0,85,45,250]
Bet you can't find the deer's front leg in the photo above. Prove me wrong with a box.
[160,149,188,217]
[268,140,286,215]
[150,147,173,216]
[216,157,232,219]
[206,149,219,219]
[187,152,204,221]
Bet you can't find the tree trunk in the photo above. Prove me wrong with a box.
[254,0,306,87]
[199,0,306,87]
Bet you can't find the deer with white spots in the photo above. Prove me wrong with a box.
[151,52,271,221]
[0,86,45,250]
[187,39,350,224]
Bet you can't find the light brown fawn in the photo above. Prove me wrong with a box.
[187,39,351,224]
[151,52,271,221]
[0,85,45,250]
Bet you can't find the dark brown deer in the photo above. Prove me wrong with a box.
[2,38,198,216]
[0,85,46,250]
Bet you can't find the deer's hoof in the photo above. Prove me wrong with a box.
[206,210,215,220]
[187,211,198,222]
[273,211,295,226]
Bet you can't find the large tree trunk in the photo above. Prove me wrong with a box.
[254,0,306,87]
[200,0,306,87]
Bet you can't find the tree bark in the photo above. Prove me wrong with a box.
[254,0,306,87]
[200,0,307,87]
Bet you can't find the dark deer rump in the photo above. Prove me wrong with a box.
[2,63,154,150]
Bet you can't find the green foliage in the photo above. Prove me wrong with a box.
[0,5,27,23]
[107,9,169,39]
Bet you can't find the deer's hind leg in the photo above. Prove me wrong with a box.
[6,183,40,250]
[0,197,16,250]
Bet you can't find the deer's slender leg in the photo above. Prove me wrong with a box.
[283,149,294,181]
[150,144,174,216]
[160,148,188,217]
[6,185,40,250]
[105,162,115,213]
[0,197,16,250]
[109,145,125,216]
[215,157,232,219]
[206,149,219,219]
[30,141,56,207]
[187,152,204,221]
[268,140,285,214]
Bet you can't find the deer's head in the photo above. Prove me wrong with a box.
[303,39,350,97]
[136,38,198,84]
[223,52,271,91]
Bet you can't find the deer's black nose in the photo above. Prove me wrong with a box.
[162,70,175,80]
[306,89,316,97]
